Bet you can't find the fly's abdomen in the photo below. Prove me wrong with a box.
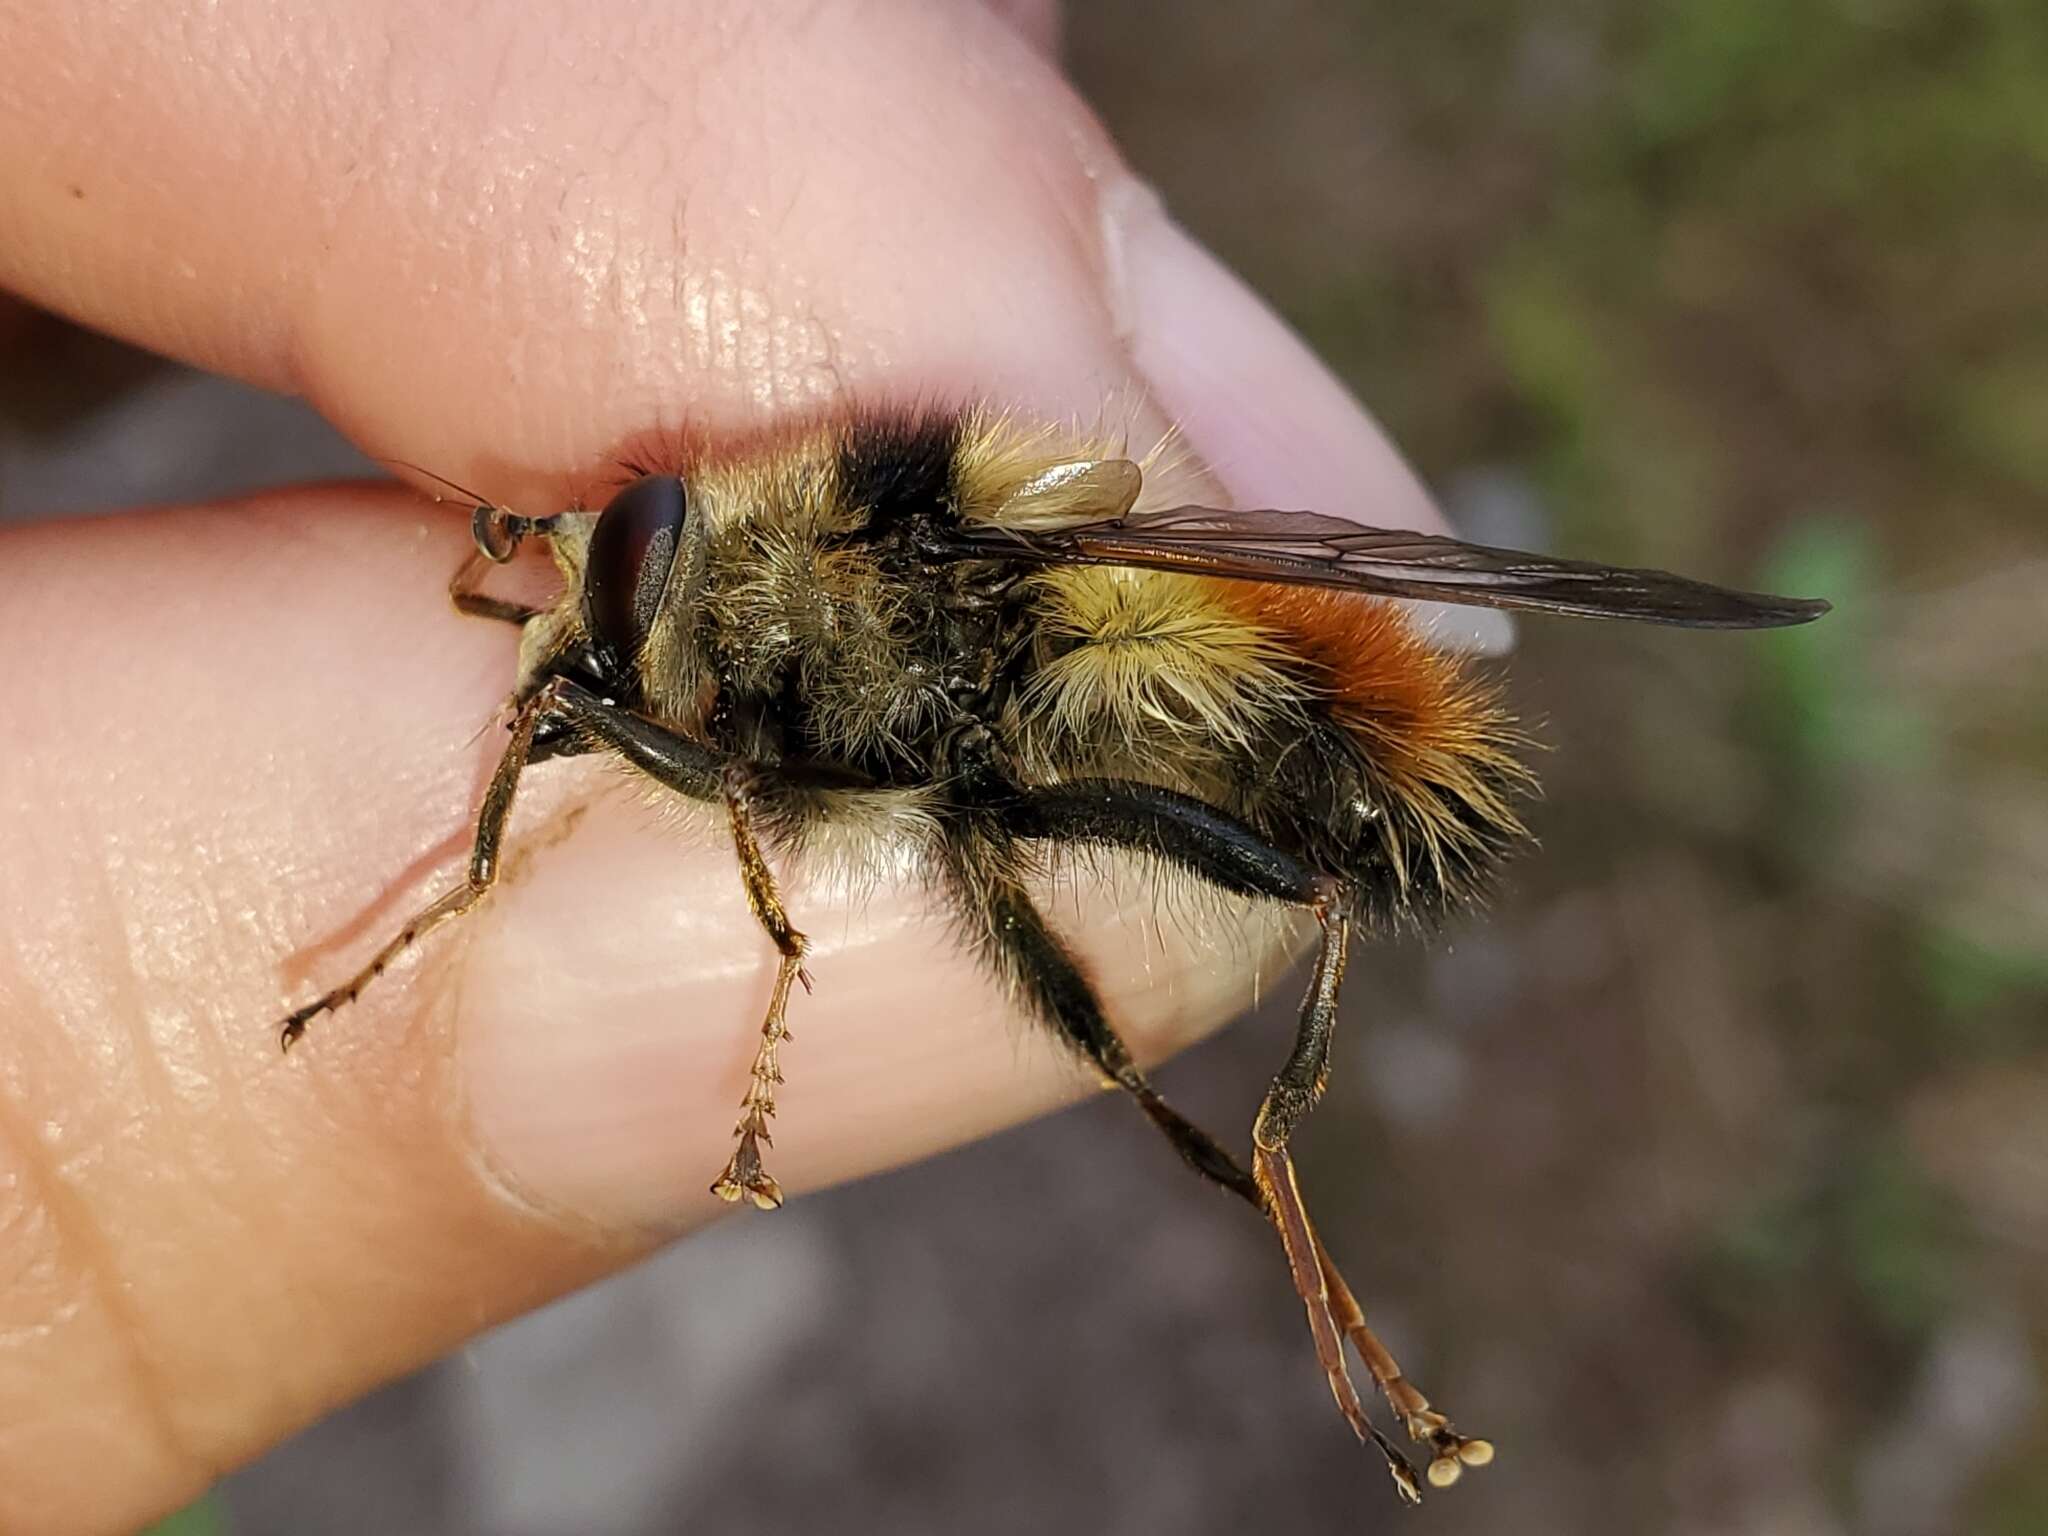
[1210,582,1535,927]
[1007,566,1309,791]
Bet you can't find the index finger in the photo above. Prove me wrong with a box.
[0,0,1450,537]
[0,2,1103,492]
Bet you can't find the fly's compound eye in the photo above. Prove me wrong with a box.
[584,474,689,667]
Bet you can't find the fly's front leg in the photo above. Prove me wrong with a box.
[448,503,546,625]
[710,763,812,1211]
[276,677,563,1048]
[278,675,726,1048]
[449,550,542,625]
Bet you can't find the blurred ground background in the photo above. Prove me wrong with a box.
[8,2,2046,1533]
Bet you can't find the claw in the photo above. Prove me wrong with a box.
[711,1130,784,1210]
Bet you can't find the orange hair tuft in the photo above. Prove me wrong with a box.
[1209,582,1533,909]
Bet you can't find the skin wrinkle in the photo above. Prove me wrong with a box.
[120,877,248,1189]
[283,20,405,410]
[187,7,295,373]
[0,1011,202,1500]
[23,759,247,1490]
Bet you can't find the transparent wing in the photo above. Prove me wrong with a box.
[947,505,1830,628]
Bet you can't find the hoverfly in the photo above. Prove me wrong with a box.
[277,407,1826,1500]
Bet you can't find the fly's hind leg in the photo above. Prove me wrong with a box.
[709,763,812,1211]
[937,808,1425,1498]
[1253,889,1492,1488]
[996,777,1490,1496]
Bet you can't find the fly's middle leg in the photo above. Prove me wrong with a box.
[709,762,812,1211]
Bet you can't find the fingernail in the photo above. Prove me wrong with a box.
[1102,179,1514,656]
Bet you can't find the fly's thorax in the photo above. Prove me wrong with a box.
[690,503,945,767]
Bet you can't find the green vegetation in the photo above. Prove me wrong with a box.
[141,1499,227,1536]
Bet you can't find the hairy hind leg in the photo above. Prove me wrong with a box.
[938,813,1436,1497]
[1250,895,1489,1488]
[994,778,1491,1493]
